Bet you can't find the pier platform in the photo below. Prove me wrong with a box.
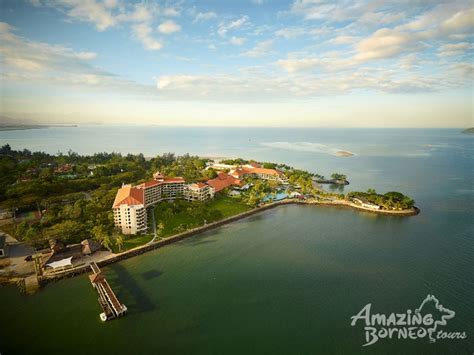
[89,262,127,321]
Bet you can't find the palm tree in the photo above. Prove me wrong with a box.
[92,225,112,252]
[115,234,124,253]
[157,222,164,238]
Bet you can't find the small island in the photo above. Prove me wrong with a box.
[314,173,349,185]
[462,127,474,134]
[335,150,354,157]
[0,144,418,291]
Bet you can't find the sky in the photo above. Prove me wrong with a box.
[0,0,473,127]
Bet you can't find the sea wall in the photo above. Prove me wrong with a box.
[40,201,296,283]
[40,199,419,284]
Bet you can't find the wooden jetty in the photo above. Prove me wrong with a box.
[89,262,127,322]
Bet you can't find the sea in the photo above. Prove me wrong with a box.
[0,126,472,354]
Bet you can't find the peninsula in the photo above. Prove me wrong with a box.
[0,145,418,290]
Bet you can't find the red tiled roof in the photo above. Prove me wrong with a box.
[187,182,208,190]
[137,177,185,189]
[251,167,283,176]
[230,166,286,179]
[230,169,247,177]
[136,180,160,188]
[113,185,144,208]
[162,177,185,183]
[89,273,105,284]
[207,173,241,192]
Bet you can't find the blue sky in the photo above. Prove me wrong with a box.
[0,0,472,127]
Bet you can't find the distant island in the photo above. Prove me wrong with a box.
[0,116,77,131]
[0,144,418,288]
[0,124,77,132]
[335,150,354,157]
[462,127,474,134]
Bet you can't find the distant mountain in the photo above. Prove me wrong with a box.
[462,127,474,134]
[0,116,76,131]
[0,116,40,126]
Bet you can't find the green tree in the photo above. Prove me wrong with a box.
[44,220,86,244]
[115,234,124,253]
[92,225,112,251]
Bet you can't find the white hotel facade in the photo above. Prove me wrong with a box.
[113,172,214,235]
[113,165,287,235]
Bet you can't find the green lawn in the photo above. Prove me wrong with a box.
[154,195,250,238]
[113,234,154,253]
[206,195,250,217]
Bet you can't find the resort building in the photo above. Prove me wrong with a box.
[206,172,242,192]
[184,183,215,201]
[112,172,188,234]
[113,166,288,235]
[229,166,288,183]
[136,174,185,206]
[205,163,238,171]
[352,198,381,210]
[112,184,147,235]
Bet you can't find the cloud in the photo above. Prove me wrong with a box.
[398,54,419,70]
[151,61,465,101]
[119,3,154,23]
[241,40,273,58]
[230,36,246,46]
[351,1,474,62]
[39,1,177,50]
[53,0,118,31]
[0,21,148,93]
[218,15,249,37]
[438,42,472,57]
[450,62,474,78]
[277,58,320,73]
[290,0,367,22]
[354,28,415,61]
[193,11,217,23]
[163,8,180,17]
[329,35,358,45]
[275,27,306,39]
[0,22,98,72]
[158,20,181,34]
[132,23,162,50]
[275,26,331,39]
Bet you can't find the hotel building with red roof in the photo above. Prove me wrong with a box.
[229,166,288,183]
[113,164,287,235]
[113,172,187,234]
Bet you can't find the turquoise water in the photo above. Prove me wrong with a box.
[262,192,288,202]
[0,127,472,354]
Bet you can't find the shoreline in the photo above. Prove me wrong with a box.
[36,199,419,286]
[0,124,77,132]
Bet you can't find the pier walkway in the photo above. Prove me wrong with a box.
[89,262,127,321]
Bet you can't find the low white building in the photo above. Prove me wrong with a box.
[352,198,380,210]
[184,183,215,201]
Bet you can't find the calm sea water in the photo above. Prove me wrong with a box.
[0,127,473,354]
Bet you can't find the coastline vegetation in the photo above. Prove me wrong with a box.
[347,189,415,210]
[0,145,416,253]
